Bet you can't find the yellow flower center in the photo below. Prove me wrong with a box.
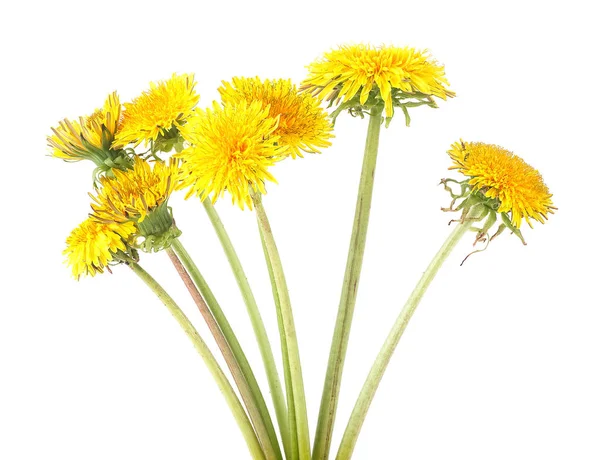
[176,100,286,209]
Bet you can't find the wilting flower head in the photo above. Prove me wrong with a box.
[91,156,181,251]
[48,92,131,175]
[177,100,287,210]
[301,44,454,124]
[219,77,334,159]
[64,217,137,279]
[113,73,199,151]
[443,140,555,245]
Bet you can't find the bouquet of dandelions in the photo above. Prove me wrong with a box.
[49,44,555,459]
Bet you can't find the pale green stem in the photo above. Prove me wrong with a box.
[202,199,291,459]
[166,246,280,460]
[312,104,384,460]
[260,228,299,460]
[336,208,485,459]
[252,190,311,460]
[128,262,264,460]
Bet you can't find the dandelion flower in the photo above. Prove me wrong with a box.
[64,218,136,279]
[302,44,454,121]
[91,156,181,251]
[92,156,179,223]
[219,77,333,159]
[113,73,199,149]
[48,92,122,163]
[447,141,555,229]
[177,100,286,210]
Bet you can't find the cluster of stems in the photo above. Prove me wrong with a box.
[133,103,479,459]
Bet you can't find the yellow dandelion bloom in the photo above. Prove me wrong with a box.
[219,77,334,159]
[302,44,454,120]
[48,92,121,161]
[177,100,286,210]
[113,73,199,148]
[64,218,136,279]
[91,156,179,224]
[448,141,555,228]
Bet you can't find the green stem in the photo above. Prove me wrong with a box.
[336,209,484,459]
[252,190,311,460]
[128,262,265,460]
[312,104,384,460]
[166,245,280,460]
[202,199,291,459]
[260,228,299,460]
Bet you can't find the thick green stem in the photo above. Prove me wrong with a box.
[260,228,299,460]
[336,210,484,459]
[166,246,280,460]
[128,262,264,460]
[252,190,311,460]
[202,199,291,459]
[312,105,383,460]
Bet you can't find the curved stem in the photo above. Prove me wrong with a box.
[166,245,280,460]
[202,199,291,459]
[128,262,264,460]
[313,105,384,460]
[336,209,484,459]
[252,190,311,460]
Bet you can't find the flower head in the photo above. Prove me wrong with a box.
[64,218,137,279]
[113,73,199,150]
[301,44,454,123]
[442,141,555,246]
[448,141,555,229]
[48,92,131,174]
[219,77,334,159]
[91,156,181,251]
[177,100,286,209]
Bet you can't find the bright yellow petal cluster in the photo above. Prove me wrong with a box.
[49,92,121,161]
[91,156,180,223]
[113,73,199,148]
[448,141,555,228]
[219,77,334,159]
[302,44,454,118]
[64,218,136,279]
[177,100,286,209]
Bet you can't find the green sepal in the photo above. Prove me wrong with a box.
[325,84,439,127]
[135,202,182,252]
[153,126,185,154]
[441,179,528,246]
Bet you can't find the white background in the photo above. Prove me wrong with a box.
[1,1,599,459]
